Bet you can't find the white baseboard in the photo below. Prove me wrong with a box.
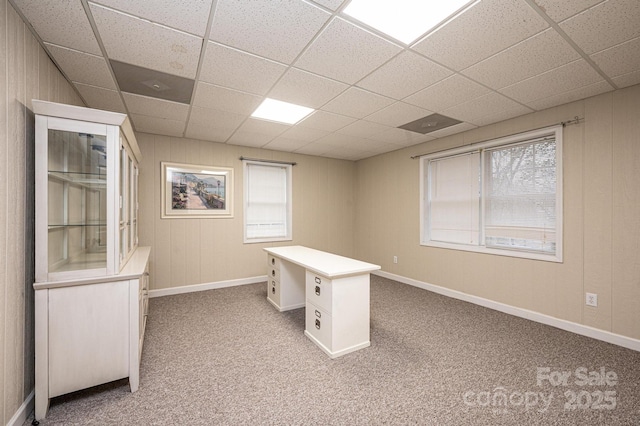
[374,270,640,353]
[8,389,34,426]
[149,275,266,298]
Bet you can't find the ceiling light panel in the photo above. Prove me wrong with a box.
[343,0,476,45]
[251,98,315,125]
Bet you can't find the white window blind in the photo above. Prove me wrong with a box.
[420,125,562,262]
[244,161,292,242]
[484,138,556,253]
[429,152,480,245]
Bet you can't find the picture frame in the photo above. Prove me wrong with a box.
[161,161,233,219]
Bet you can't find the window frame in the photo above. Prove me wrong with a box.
[420,125,563,263]
[243,160,293,244]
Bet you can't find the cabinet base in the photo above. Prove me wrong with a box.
[304,330,370,359]
[267,297,305,312]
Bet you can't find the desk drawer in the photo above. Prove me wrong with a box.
[267,267,280,282]
[267,278,280,305]
[305,271,332,313]
[306,302,332,348]
[267,255,280,270]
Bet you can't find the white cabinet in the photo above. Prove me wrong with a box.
[32,100,149,420]
[34,100,141,282]
[266,254,305,312]
[264,246,380,358]
[304,271,371,358]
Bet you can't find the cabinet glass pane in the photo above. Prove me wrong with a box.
[48,129,107,273]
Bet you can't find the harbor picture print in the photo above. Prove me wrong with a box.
[161,162,233,218]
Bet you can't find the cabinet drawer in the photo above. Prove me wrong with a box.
[305,271,332,313]
[267,267,280,281]
[305,302,332,348]
[267,255,280,270]
[267,278,280,305]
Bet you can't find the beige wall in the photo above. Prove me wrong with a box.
[355,84,640,341]
[137,133,355,290]
[0,0,84,422]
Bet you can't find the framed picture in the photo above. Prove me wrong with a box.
[161,162,233,218]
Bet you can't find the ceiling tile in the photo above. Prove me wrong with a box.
[591,36,640,79]
[45,43,116,90]
[527,80,613,110]
[364,102,433,127]
[316,133,384,152]
[310,0,344,11]
[560,0,640,54]
[279,126,330,142]
[462,29,580,89]
[74,83,126,113]
[90,3,202,79]
[14,0,102,55]
[90,0,213,36]
[294,142,333,156]
[336,120,392,138]
[612,70,640,89]
[473,105,534,127]
[356,51,452,100]
[412,0,548,71]
[193,82,262,115]
[404,74,491,112]
[423,122,477,139]
[199,42,287,95]
[295,17,402,84]
[443,92,527,125]
[130,113,185,137]
[296,110,356,132]
[185,121,236,143]
[189,106,246,130]
[226,118,290,147]
[500,59,604,104]
[268,68,348,108]
[122,93,190,121]
[532,0,604,22]
[367,127,434,146]
[262,137,312,152]
[321,87,394,119]
[210,0,330,64]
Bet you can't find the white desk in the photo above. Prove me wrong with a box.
[263,246,380,358]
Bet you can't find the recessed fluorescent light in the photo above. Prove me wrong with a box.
[343,0,477,44]
[251,98,314,125]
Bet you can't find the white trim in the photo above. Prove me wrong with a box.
[374,270,640,353]
[148,276,266,298]
[7,390,34,426]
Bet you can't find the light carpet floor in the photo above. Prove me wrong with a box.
[27,275,640,425]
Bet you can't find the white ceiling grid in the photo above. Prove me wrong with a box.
[11,0,640,161]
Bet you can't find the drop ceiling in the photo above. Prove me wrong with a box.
[11,0,640,161]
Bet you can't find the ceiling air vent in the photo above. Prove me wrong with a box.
[398,113,462,134]
[110,60,194,104]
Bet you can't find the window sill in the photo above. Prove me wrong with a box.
[421,240,562,263]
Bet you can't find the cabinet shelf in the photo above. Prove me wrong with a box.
[48,170,106,188]
[48,222,107,229]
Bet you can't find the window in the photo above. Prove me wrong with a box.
[243,160,292,243]
[421,126,562,262]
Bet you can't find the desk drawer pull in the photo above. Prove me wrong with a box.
[271,258,275,265]
[271,270,275,277]
[315,285,320,296]
[315,276,321,284]
[315,310,321,318]
[271,286,275,294]
[315,319,321,329]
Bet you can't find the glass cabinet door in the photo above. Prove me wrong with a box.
[47,129,107,274]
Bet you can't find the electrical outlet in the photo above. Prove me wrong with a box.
[586,293,598,307]
[393,256,398,264]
